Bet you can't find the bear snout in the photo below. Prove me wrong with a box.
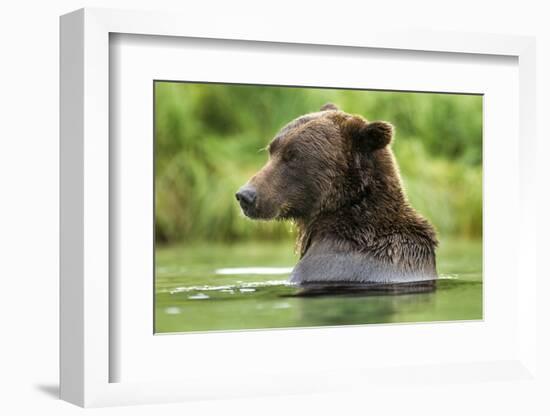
[236,185,258,216]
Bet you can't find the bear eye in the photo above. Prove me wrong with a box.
[282,150,297,163]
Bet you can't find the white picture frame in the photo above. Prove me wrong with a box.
[60,7,538,408]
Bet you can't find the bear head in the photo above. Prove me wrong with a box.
[236,103,401,222]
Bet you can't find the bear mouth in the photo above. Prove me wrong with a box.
[239,202,279,221]
[240,204,259,219]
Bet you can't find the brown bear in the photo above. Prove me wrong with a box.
[236,103,438,292]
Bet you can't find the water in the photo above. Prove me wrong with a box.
[155,239,482,333]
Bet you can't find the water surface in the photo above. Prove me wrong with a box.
[155,239,482,333]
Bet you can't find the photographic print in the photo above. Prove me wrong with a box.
[154,82,482,333]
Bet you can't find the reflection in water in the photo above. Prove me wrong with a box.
[155,270,482,333]
[295,290,436,327]
[155,240,483,333]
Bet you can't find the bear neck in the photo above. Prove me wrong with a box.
[296,192,409,258]
[295,149,424,258]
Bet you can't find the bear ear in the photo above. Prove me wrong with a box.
[342,116,394,152]
[320,103,339,111]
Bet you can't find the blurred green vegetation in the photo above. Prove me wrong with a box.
[154,82,482,244]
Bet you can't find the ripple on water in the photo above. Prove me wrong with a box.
[273,302,291,309]
[215,267,293,275]
[188,293,210,300]
[169,279,291,295]
[164,306,182,315]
